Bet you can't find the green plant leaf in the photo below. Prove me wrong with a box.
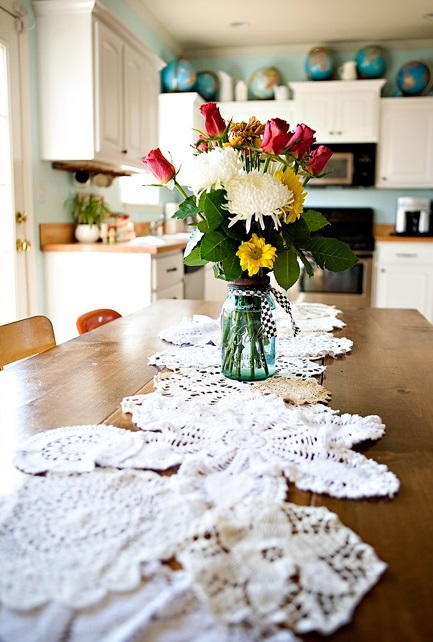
[197,220,209,233]
[199,190,225,230]
[220,254,243,281]
[297,249,314,277]
[302,209,331,232]
[220,221,245,240]
[273,248,300,290]
[172,196,200,220]
[282,217,311,248]
[183,247,208,266]
[309,237,358,272]
[200,231,233,262]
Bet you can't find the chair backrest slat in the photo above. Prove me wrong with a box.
[0,316,56,368]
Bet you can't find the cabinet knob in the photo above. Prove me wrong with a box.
[380,268,386,273]
[121,149,128,154]
[329,131,335,135]
[337,130,343,135]
[381,176,387,181]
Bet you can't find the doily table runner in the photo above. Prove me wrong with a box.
[2,302,396,641]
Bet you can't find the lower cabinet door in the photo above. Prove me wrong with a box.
[375,263,433,322]
[153,281,184,300]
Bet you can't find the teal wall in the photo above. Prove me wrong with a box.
[189,45,433,224]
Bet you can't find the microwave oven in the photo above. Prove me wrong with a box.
[309,143,376,187]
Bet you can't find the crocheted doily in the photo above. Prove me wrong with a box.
[123,392,399,499]
[149,345,326,380]
[0,469,192,609]
[252,376,331,405]
[178,499,386,635]
[159,314,219,346]
[278,333,353,359]
[13,424,145,474]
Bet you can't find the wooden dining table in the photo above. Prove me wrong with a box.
[1,300,432,642]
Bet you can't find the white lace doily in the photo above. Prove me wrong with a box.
[159,315,219,346]
[0,469,192,610]
[123,392,399,499]
[178,499,386,635]
[292,302,342,320]
[13,425,146,474]
[278,333,353,359]
[149,346,325,380]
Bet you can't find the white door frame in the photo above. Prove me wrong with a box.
[0,0,37,318]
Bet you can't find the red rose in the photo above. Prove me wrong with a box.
[195,135,209,153]
[306,145,333,175]
[200,102,226,137]
[141,148,176,184]
[288,124,316,159]
[261,118,292,154]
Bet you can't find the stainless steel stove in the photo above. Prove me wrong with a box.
[298,207,374,307]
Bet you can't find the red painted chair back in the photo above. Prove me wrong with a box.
[76,309,122,334]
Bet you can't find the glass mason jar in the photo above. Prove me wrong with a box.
[221,277,276,382]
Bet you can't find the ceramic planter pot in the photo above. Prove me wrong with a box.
[75,224,100,243]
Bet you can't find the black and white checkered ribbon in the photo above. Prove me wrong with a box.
[228,286,300,339]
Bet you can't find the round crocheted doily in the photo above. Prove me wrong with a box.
[252,376,331,405]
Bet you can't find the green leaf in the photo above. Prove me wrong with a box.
[197,220,209,233]
[200,231,234,262]
[220,254,243,281]
[199,190,225,230]
[309,237,358,272]
[183,246,208,266]
[297,249,314,277]
[273,248,300,290]
[302,209,331,232]
[220,221,245,240]
[172,196,200,220]
[282,218,311,248]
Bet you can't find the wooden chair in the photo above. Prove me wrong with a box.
[0,316,56,369]
[76,309,122,334]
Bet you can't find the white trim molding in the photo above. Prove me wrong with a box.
[186,38,433,60]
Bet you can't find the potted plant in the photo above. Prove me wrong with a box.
[67,193,111,243]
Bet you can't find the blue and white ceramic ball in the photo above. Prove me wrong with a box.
[195,71,219,101]
[396,61,432,96]
[305,47,335,80]
[249,67,281,99]
[355,45,386,78]
[161,59,196,92]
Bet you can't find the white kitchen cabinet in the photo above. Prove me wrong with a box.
[44,249,184,343]
[218,101,294,125]
[159,93,205,183]
[376,98,433,188]
[373,242,433,322]
[289,80,385,143]
[34,1,161,169]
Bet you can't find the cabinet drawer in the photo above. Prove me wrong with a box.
[153,281,184,301]
[152,252,184,290]
[375,242,433,265]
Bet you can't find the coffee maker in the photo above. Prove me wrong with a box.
[395,197,432,236]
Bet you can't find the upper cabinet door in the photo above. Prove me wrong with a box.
[337,89,379,142]
[94,20,124,158]
[291,94,335,142]
[124,45,158,164]
[376,98,433,188]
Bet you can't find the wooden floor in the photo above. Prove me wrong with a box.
[1,301,432,641]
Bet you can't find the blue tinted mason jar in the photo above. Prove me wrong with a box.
[221,277,276,382]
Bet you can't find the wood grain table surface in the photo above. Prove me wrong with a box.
[0,301,432,641]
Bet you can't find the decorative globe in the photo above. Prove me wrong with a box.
[249,67,281,99]
[161,59,196,93]
[305,47,335,81]
[396,61,432,96]
[195,71,219,101]
[355,45,386,78]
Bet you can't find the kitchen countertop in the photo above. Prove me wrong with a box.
[41,235,188,255]
[374,224,433,243]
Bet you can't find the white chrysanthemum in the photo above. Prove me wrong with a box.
[225,172,294,232]
[183,147,244,194]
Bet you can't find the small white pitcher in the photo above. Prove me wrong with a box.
[339,60,357,81]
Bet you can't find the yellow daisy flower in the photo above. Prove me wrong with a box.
[236,234,277,277]
[274,167,307,223]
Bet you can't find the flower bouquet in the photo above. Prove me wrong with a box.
[143,103,357,381]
